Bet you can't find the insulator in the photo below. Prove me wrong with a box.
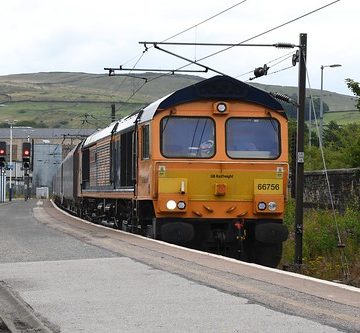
[274,43,295,49]
[292,50,299,66]
[270,92,297,106]
[253,64,269,78]
[254,67,265,78]
[271,92,290,102]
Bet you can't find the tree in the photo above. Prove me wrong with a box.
[323,121,344,149]
[304,121,360,170]
[342,123,360,168]
[345,78,360,111]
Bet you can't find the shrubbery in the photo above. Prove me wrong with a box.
[282,199,360,286]
[289,120,360,170]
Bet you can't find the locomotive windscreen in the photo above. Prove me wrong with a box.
[161,116,215,158]
[226,118,280,159]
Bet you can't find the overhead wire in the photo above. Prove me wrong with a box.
[113,1,250,104]
[126,0,341,95]
[268,53,295,69]
[111,0,341,117]
[260,65,295,78]
[193,0,341,64]
[119,1,248,67]
[113,51,148,95]
[236,51,295,80]
[160,0,248,43]
[117,0,249,73]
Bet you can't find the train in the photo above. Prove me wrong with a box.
[53,75,289,268]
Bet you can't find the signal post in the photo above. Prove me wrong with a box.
[0,142,6,202]
[22,142,31,201]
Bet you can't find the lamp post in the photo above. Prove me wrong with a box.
[319,64,342,142]
[6,120,17,201]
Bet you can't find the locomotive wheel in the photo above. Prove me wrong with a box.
[253,241,283,268]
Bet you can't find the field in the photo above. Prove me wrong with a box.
[0,102,143,128]
[0,72,358,128]
[324,111,360,125]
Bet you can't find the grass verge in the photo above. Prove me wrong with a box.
[282,199,360,287]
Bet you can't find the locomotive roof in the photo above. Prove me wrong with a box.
[83,114,139,147]
[83,75,286,147]
[139,75,286,123]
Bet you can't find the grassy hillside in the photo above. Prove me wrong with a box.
[0,72,358,128]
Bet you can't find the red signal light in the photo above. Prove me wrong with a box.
[0,142,6,156]
[22,142,31,158]
[22,142,31,170]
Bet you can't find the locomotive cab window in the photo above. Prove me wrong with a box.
[161,116,215,158]
[226,118,280,159]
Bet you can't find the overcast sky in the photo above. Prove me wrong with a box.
[0,0,358,96]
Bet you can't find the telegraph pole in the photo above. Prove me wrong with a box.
[294,33,307,268]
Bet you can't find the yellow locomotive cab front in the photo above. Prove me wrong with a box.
[140,80,289,267]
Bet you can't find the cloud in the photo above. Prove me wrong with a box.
[0,0,358,95]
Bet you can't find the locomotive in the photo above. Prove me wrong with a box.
[53,75,289,268]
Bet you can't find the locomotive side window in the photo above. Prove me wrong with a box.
[81,148,90,189]
[161,117,215,158]
[142,124,150,159]
[226,118,280,159]
[114,138,121,188]
[120,130,135,187]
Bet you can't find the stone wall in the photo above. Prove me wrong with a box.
[303,168,360,210]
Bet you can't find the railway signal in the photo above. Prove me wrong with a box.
[22,142,31,170]
[0,141,6,168]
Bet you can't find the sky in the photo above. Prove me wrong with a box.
[0,0,358,96]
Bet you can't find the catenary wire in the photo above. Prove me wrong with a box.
[125,0,341,99]
[193,0,341,64]
[236,51,294,79]
[161,0,248,43]
[111,2,249,111]
[120,1,249,67]
[111,0,341,117]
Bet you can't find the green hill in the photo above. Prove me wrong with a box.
[0,72,358,128]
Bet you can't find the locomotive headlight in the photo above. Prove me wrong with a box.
[268,201,277,211]
[216,102,227,113]
[257,202,266,211]
[177,201,186,210]
[166,200,177,210]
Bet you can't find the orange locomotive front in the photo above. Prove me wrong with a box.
[137,76,288,267]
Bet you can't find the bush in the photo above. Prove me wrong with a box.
[282,200,360,286]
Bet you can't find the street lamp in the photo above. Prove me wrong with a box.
[6,120,17,201]
[319,64,342,142]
